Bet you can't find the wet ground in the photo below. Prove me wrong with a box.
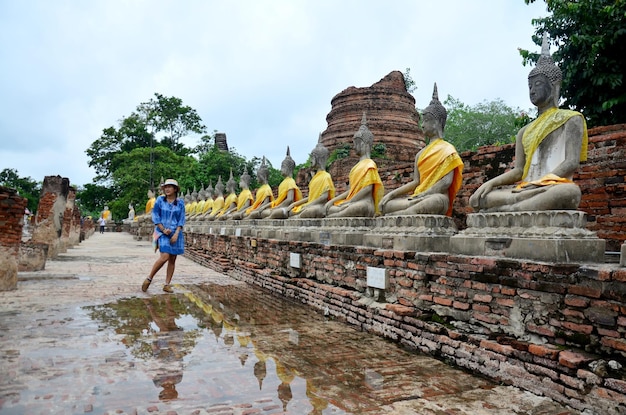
[0,232,577,414]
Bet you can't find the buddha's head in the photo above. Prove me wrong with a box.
[310,133,329,169]
[281,146,295,177]
[257,156,269,184]
[353,112,374,154]
[528,34,562,108]
[240,170,251,188]
[422,83,447,135]
[215,176,225,196]
[226,170,236,193]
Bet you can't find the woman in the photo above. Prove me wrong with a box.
[142,179,186,293]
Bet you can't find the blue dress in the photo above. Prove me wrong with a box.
[152,196,186,255]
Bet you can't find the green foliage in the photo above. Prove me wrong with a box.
[371,143,387,159]
[403,68,417,94]
[522,0,626,126]
[443,95,528,151]
[77,183,116,219]
[0,168,41,213]
[328,144,351,165]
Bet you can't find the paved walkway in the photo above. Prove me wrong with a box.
[0,232,577,414]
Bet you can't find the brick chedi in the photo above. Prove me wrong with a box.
[321,71,424,163]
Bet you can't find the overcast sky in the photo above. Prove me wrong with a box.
[0,0,549,187]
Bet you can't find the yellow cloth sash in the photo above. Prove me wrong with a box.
[292,171,335,214]
[270,177,302,208]
[102,210,111,221]
[245,184,274,215]
[411,138,464,216]
[187,201,198,215]
[209,196,224,215]
[201,199,213,214]
[335,158,384,214]
[218,193,237,216]
[521,107,588,180]
[236,189,253,210]
[194,200,205,214]
[145,198,155,214]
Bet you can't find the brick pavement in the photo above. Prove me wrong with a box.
[0,232,577,414]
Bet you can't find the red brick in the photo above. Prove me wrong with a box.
[558,350,595,369]
[480,339,514,356]
[528,343,560,360]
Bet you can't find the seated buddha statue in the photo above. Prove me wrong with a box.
[380,83,464,216]
[271,135,335,219]
[325,113,384,218]
[244,157,275,220]
[217,172,238,220]
[469,34,588,213]
[198,182,214,219]
[230,171,254,220]
[265,146,303,219]
[204,176,225,221]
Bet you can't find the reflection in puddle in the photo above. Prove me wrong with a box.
[83,283,497,414]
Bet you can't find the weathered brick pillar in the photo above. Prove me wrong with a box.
[59,187,79,252]
[0,185,27,291]
[31,176,70,259]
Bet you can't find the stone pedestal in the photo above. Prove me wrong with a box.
[450,211,605,263]
[363,215,457,252]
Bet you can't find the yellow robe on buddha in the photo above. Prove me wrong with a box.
[245,184,274,215]
[236,189,253,211]
[201,199,214,214]
[292,171,335,214]
[518,107,588,189]
[102,210,111,221]
[411,138,464,216]
[209,196,225,216]
[194,200,205,215]
[270,177,302,208]
[187,201,198,215]
[335,158,384,215]
[145,198,155,214]
[218,193,237,216]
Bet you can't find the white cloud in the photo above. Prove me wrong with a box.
[0,0,548,186]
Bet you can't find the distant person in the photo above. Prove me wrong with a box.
[98,215,106,234]
[142,179,186,294]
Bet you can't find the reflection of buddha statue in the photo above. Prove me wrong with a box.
[274,135,335,219]
[230,171,254,220]
[145,190,156,215]
[205,176,225,221]
[245,157,275,220]
[266,147,303,219]
[469,34,588,212]
[217,171,238,220]
[275,361,294,412]
[380,83,463,216]
[325,113,384,218]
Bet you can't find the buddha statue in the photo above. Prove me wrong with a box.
[187,186,199,216]
[230,170,254,220]
[380,83,464,216]
[469,34,588,213]
[217,171,238,220]
[193,185,207,217]
[245,157,275,220]
[265,146,303,219]
[272,135,335,219]
[183,189,193,216]
[205,176,225,221]
[145,189,156,215]
[102,205,112,221]
[325,113,384,218]
[199,181,214,219]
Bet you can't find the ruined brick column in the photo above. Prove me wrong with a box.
[31,176,70,259]
[59,186,79,252]
[321,71,424,163]
[0,185,27,291]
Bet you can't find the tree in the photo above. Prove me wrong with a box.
[0,168,41,213]
[521,0,626,126]
[442,96,529,151]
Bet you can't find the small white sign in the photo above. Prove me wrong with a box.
[367,266,388,289]
[235,228,241,237]
[290,252,301,268]
[220,228,226,235]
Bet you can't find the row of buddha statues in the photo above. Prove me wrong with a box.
[150,35,588,224]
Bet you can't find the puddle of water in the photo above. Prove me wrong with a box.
[77,283,496,413]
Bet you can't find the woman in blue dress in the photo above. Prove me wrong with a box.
[142,179,186,293]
